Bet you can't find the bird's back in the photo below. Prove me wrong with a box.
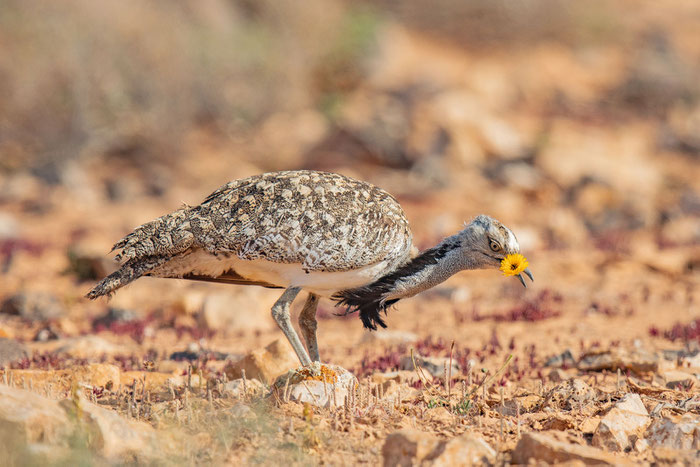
[88,171,413,298]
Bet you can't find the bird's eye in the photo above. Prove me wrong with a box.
[489,240,501,252]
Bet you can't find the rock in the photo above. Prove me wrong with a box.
[223,378,266,398]
[277,363,357,408]
[646,414,700,451]
[592,393,650,452]
[382,429,441,467]
[0,338,29,366]
[61,395,170,462]
[578,348,659,374]
[545,349,576,368]
[1,292,65,321]
[544,379,596,410]
[548,369,569,382]
[512,431,622,465]
[431,433,496,467]
[399,354,460,378]
[661,370,697,390]
[360,330,418,345]
[224,339,298,384]
[580,417,601,434]
[197,289,276,333]
[543,414,577,431]
[8,364,121,392]
[55,335,130,358]
[634,438,649,452]
[0,384,72,448]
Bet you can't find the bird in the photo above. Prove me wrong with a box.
[87,170,532,367]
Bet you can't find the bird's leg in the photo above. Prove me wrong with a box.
[298,293,321,362]
[271,287,312,367]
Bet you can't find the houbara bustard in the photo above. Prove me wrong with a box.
[87,170,532,366]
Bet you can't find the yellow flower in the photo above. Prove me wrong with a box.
[500,253,529,277]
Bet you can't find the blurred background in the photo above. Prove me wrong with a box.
[0,0,699,361]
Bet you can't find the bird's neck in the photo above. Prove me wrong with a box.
[383,231,476,301]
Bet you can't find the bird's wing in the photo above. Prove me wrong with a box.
[192,170,413,272]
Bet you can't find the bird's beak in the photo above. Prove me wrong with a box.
[516,268,534,288]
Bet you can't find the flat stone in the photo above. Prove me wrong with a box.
[545,349,577,368]
[578,348,659,373]
[512,431,625,465]
[382,429,442,467]
[61,395,172,462]
[8,364,120,392]
[224,339,298,384]
[276,363,357,408]
[646,414,700,451]
[0,338,29,366]
[430,433,496,467]
[592,393,650,452]
[0,385,72,448]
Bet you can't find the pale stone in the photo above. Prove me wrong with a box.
[431,433,496,467]
[592,394,650,452]
[512,431,625,465]
[225,339,298,384]
[281,364,357,409]
[61,395,171,462]
[8,364,120,392]
[646,414,700,451]
[0,385,72,448]
[382,429,441,467]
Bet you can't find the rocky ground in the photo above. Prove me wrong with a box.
[1,0,700,465]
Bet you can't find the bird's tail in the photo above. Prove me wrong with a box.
[86,256,169,299]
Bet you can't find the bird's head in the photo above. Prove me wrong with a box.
[461,214,534,287]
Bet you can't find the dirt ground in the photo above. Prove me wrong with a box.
[1,1,699,465]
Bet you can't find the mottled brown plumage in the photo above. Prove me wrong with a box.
[87,170,412,299]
